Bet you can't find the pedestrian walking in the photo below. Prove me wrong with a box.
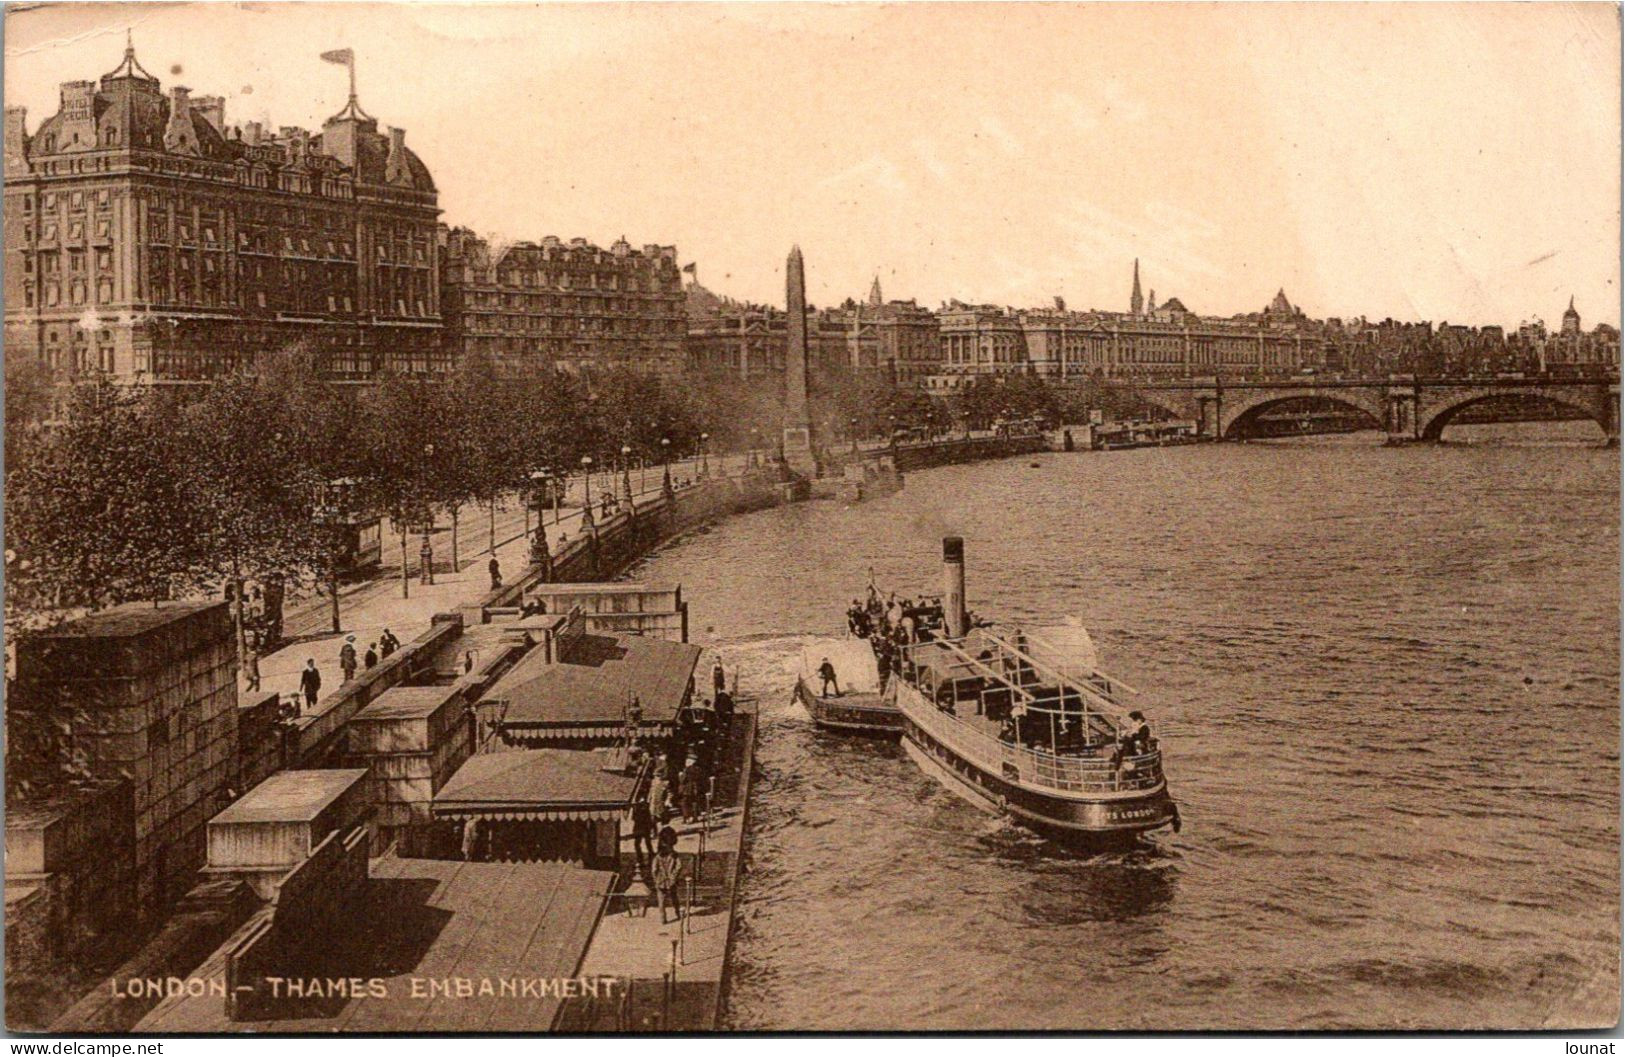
[379,628,399,657]
[488,556,502,591]
[652,829,684,924]
[299,659,322,711]
[681,754,704,823]
[648,763,671,825]
[631,795,654,873]
[339,636,358,682]
[243,642,261,692]
[714,688,735,733]
[626,694,644,744]
[364,643,378,670]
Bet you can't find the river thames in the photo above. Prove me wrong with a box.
[632,424,1620,1031]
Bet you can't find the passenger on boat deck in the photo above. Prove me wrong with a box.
[999,715,1018,743]
[818,657,841,698]
[1122,711,1151,754]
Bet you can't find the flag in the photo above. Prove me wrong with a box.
[682,263,697,275]
[321,48,354,66]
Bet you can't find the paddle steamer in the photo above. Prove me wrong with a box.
[884,537,1181,843]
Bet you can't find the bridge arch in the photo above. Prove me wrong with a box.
[1125,387,1200,423]
[1417,386,1615,441]
[1220,388,1386,440]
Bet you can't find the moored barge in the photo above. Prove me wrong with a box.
[793,638,903,733]
[884,537,1180,844]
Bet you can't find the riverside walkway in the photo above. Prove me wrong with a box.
[262,472,688,710]
[259,433,1031,711]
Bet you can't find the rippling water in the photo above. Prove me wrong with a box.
[629,424,1621,1031]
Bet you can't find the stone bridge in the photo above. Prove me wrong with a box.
[1133,375,1621,445]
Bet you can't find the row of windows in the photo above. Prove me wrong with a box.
[458,317,685,337]
[24,188,115,213]
[23,249,114,274]
[21,217,114,242]
[19,280,113,308]
[40,345,117,373]
[460,269,675,294]
[459,292,682,315]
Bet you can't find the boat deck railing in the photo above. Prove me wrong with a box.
[904,680,1164,795]
[897,627,1133,739]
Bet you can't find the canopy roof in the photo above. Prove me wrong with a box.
[493,633,701,728]
[433,748,639,820]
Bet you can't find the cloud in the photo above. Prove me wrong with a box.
[911,137,954,185]
[819,153,908,196]
[1052,91,1100,134]
[977,115,1022,157]
[1052,85,1147,134]
[1101,80,1148,124]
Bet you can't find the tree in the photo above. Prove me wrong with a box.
[445,353,532,561]
[172,349,338,642]
[6,381,200,618]
[354,374,456,596]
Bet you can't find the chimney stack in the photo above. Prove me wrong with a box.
[4,107,29,176]
[384,125,410,184]
[163,87,200,155]
[942,536,967,639]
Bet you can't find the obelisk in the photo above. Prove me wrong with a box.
[781,244,818,478]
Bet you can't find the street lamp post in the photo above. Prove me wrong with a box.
[699,432,709,477]
[419,442,436,587]
[315,477,352,634]
[660,437,672,494]
[580,454,594,529]
[528,469,551,564]
[850,417,859,454]
[621,444,634,505]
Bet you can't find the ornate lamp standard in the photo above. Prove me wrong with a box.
[314,476,358,633]
[419,442,436,586]
[580,454,595,529]
[620,443,634,505]
[748,428,760,469]
[528,469,552,564]
[660,437,673,494]
[850,417,860,454]
[699,432,710,478]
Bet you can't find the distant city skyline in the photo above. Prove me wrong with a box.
[5,3,1618,329]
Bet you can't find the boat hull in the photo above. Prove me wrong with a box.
[794,678,904,734]
[897,693,1177,844]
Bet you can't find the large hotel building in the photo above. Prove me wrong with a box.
[438,226,686,376]
[3,42,442,383]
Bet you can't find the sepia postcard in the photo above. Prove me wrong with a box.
[1,0,1620,1041]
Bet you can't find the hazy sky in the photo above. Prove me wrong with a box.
[6,2,1620,326]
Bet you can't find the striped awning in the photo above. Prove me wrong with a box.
[499,724,628,742]
[431,805,626,823]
